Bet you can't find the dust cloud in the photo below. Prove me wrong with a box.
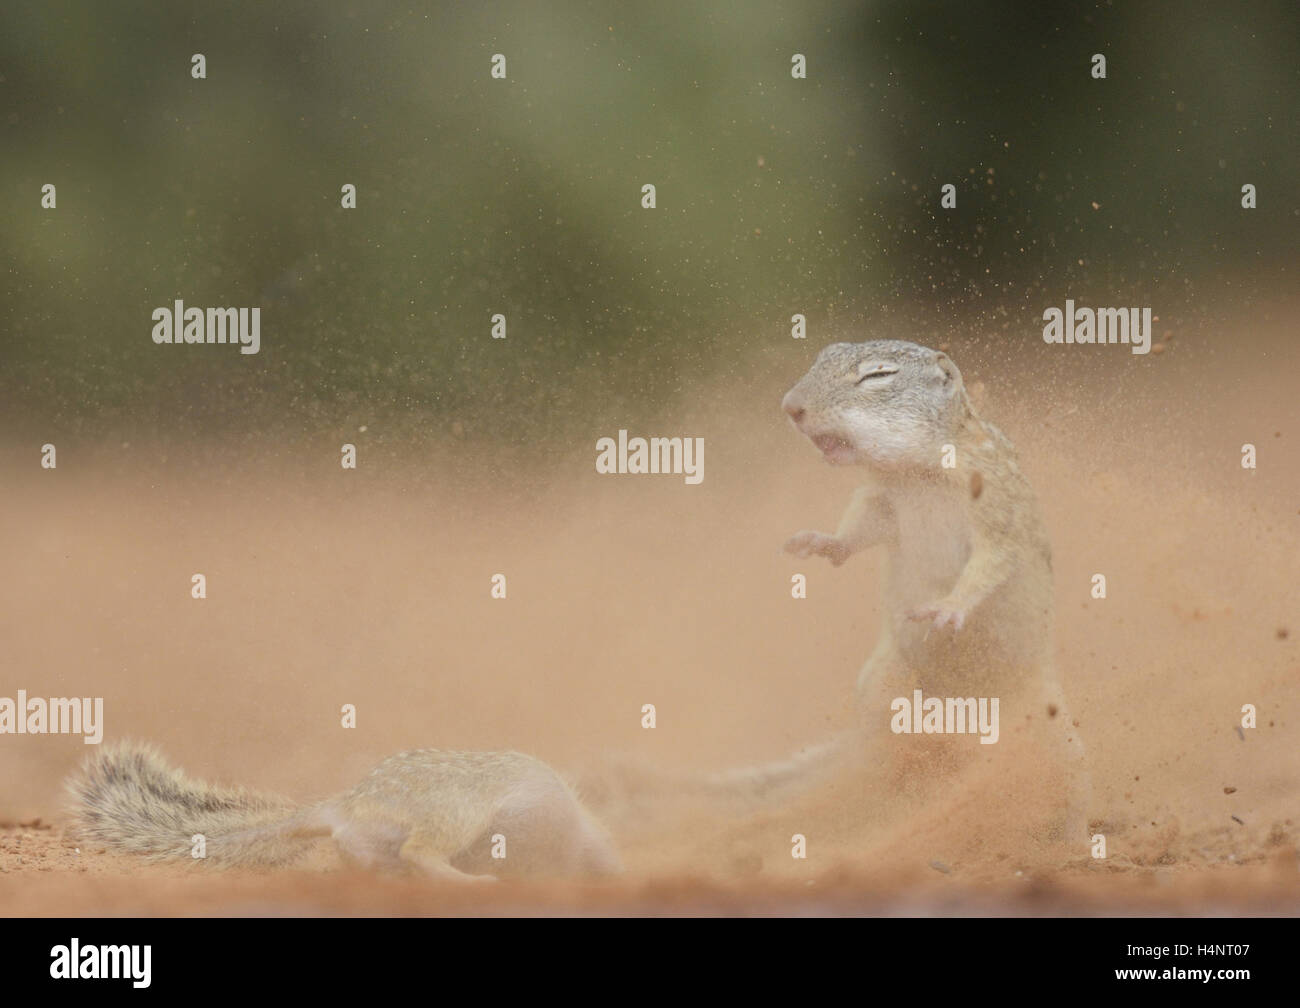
[1,300,1296,914]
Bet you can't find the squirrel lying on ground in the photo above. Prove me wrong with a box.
[67,742,621,880]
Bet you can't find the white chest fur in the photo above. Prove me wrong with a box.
[888,485,971,606]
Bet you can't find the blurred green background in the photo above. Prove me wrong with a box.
[1,0,1295,446]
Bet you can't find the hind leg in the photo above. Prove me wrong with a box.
[452,772,601,879]
[854,633,910,725]
[323,803,494,882]
[400,831,497,882]
[850,635,948,800]
[854,633,917,764]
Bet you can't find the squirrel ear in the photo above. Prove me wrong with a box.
[932,352,963,393]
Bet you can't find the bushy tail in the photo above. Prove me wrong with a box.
[66,742,327,867]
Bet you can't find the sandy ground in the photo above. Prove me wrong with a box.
[1,303,1297,916]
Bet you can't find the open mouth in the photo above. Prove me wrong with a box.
[812,434,852,456]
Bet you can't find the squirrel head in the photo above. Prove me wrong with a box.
[781,340,968,470]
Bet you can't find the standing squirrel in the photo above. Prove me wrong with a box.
[587,340,1088,849]
[67,742,621,880]
[781,339,1089,840]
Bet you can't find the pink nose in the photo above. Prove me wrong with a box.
[782,392,805,423]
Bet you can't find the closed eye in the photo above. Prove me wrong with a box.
[855,366,898,384]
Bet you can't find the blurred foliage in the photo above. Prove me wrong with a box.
[1,1,1295,445]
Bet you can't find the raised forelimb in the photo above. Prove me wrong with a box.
[908,519,1021,631]
[785,487,894,567]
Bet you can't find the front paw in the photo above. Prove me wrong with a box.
[783,530,849,566]
[907,599,966,631]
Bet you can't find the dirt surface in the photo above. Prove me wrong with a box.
[1,302,1297,916]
